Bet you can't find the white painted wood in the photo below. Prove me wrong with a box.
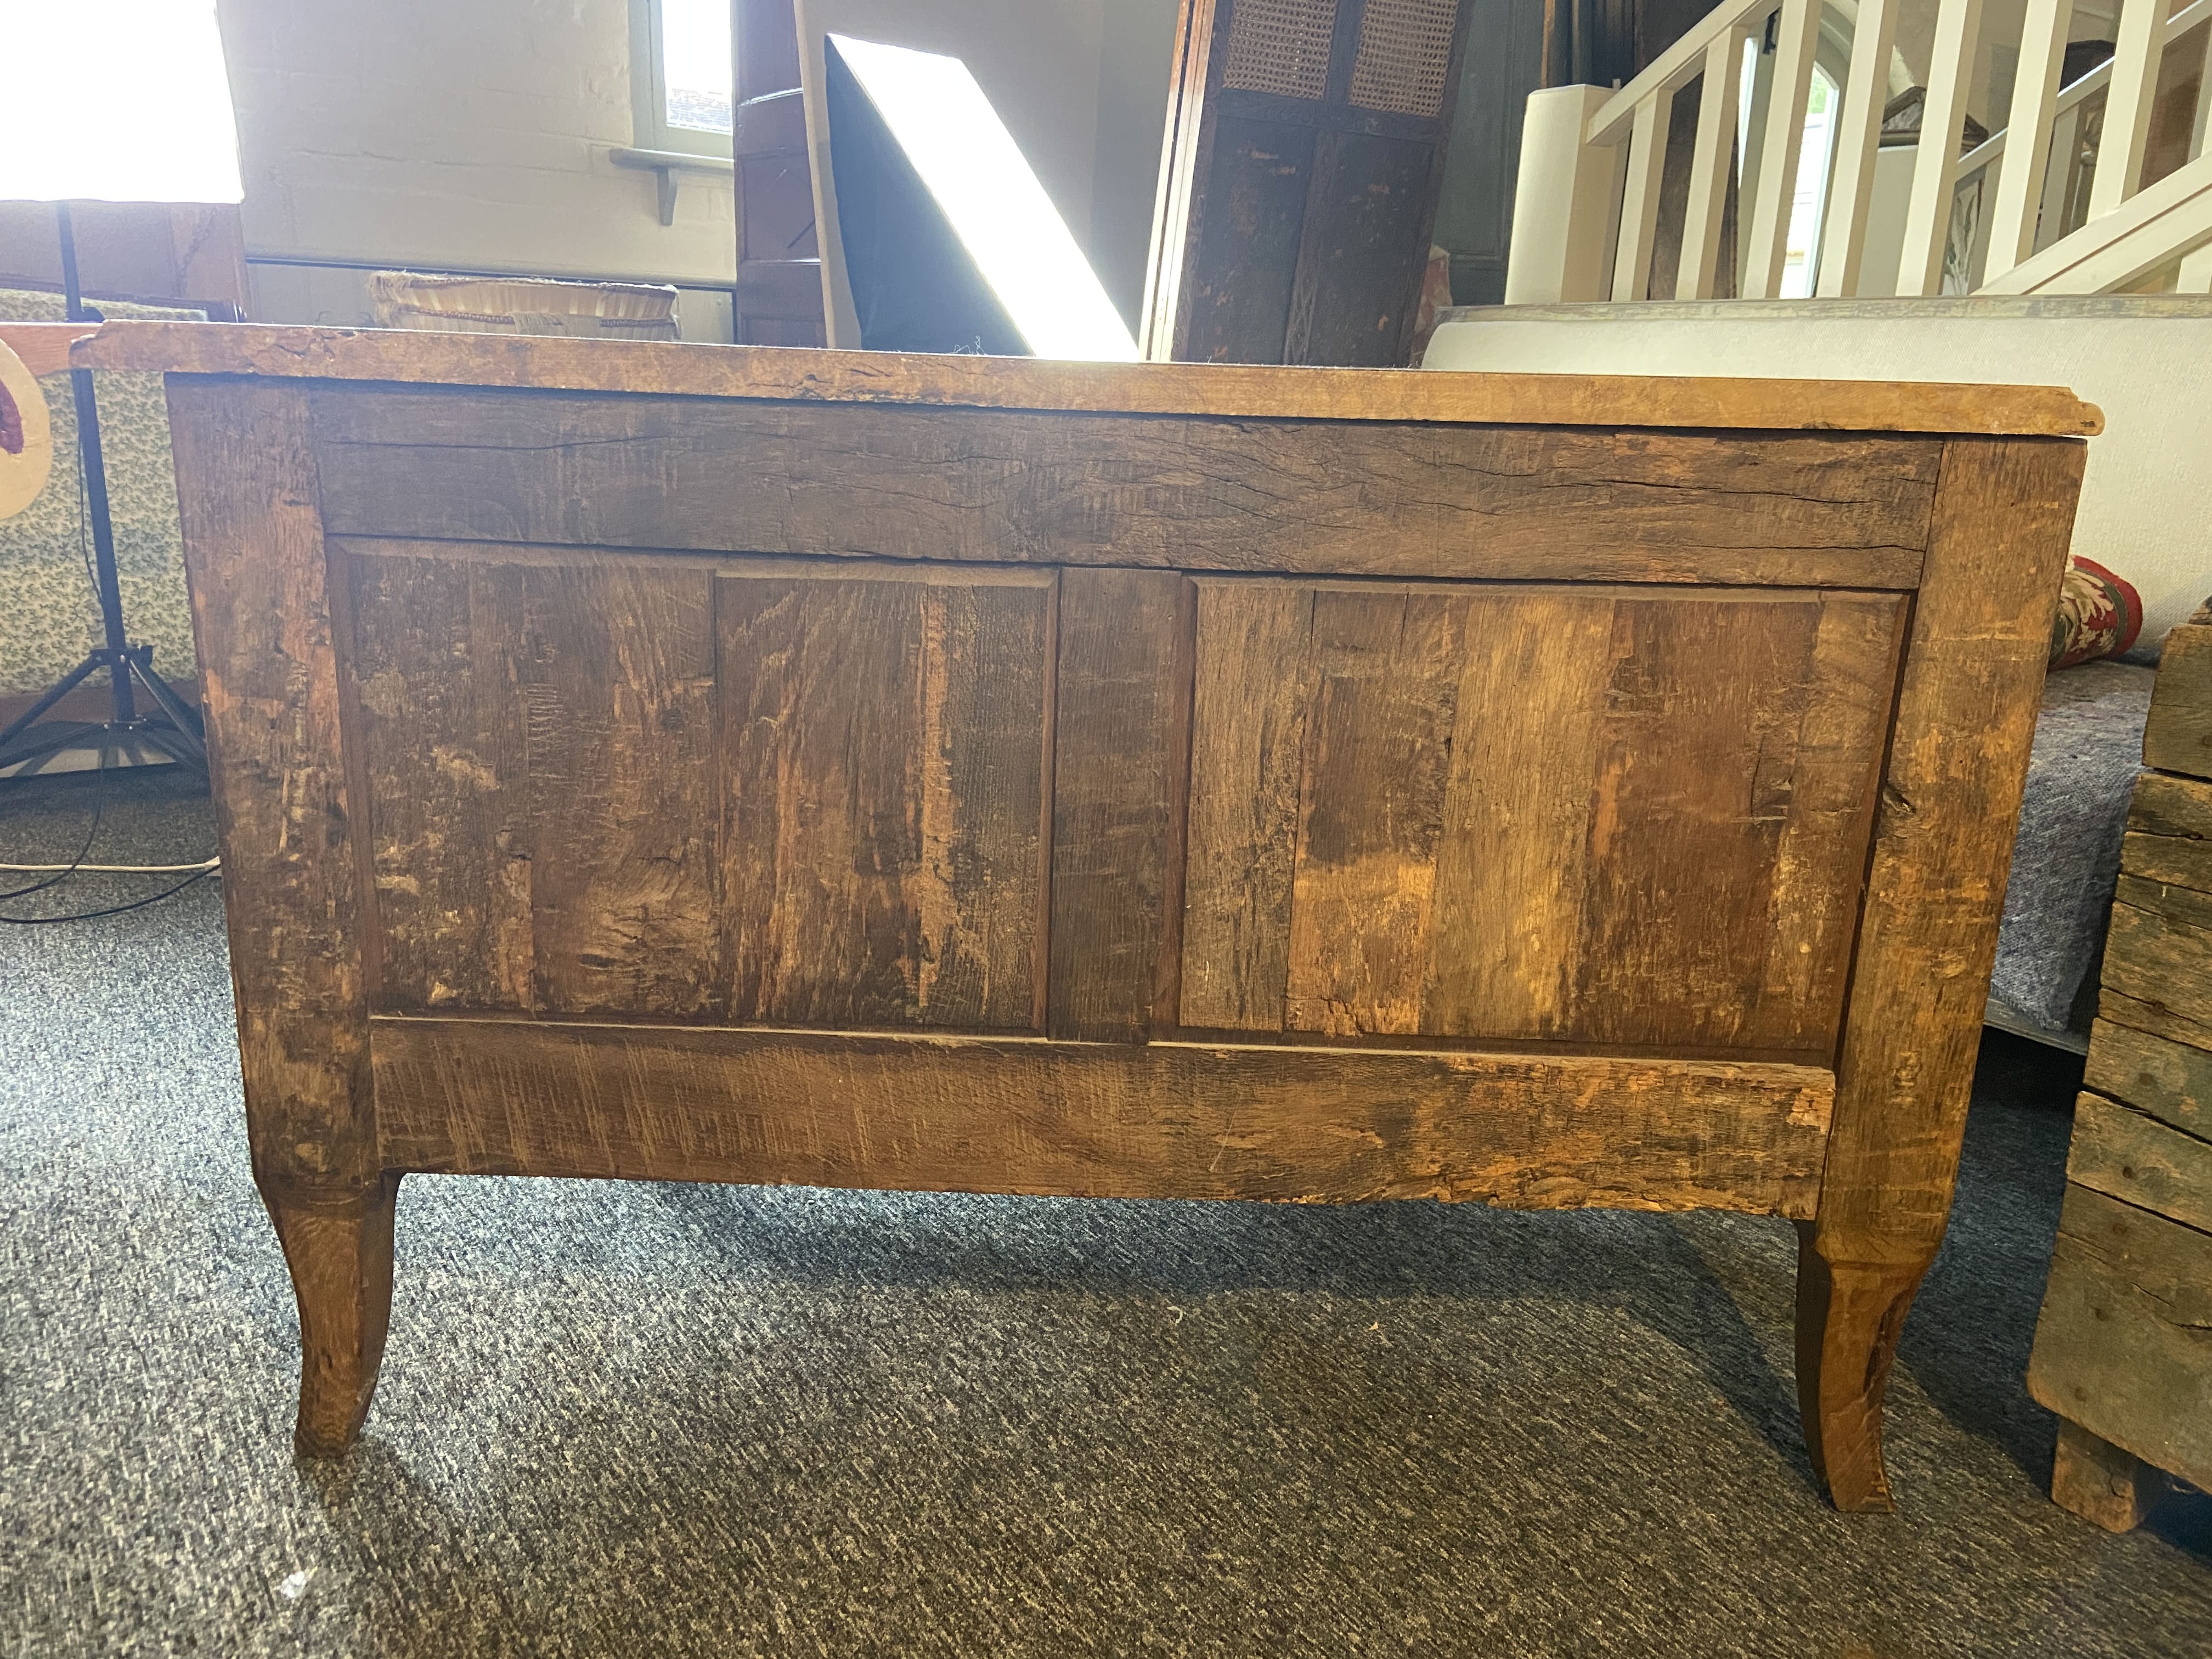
[2090,0,2168,222]
[1980,150,2212,292]
[1896,0,1988,296]
[1678,30,1751,299]
[1584,0,1776,145]
[1743,0,1814,298]
[1816,0,1903,295]
[1612,94,1674,301]
[1983,0,2076,281]
[1506,86,1627,303]
[2180,243,2212,291]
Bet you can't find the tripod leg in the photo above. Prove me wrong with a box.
[127,653,208,753]
[262,1175,400,1458]
[0,653,103,749]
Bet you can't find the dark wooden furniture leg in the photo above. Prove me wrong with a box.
[265,1175,400,1457]
[167,378,385,1454]
[1795,437,2084,1511]
[2051,1419,2154,1533]
[1795,1224,1926,1511]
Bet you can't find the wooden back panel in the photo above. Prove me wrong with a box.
[142,329,2084,1227]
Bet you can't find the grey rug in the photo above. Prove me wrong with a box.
[3,768,2208,1659]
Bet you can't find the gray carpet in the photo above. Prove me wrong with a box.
[3,768,2208,1659]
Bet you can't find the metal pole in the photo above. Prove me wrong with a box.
[55,202,137,726]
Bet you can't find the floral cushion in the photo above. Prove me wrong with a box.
[2050,555,2143,669]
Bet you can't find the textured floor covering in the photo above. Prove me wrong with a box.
[3,769,2209,1659]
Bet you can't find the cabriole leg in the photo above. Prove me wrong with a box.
[263,1173,401,1458]
[1794,1221,1930,1513]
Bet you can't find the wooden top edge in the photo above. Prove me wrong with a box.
[1,321,101,379]
[71,321,2106,437]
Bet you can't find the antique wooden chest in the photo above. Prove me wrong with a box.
[86,321,2095,1511]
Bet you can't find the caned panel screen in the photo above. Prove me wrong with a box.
[1348,0,1460,117]
[1221,0,1339,100]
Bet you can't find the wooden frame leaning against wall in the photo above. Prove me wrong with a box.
[71,319,2097,1514]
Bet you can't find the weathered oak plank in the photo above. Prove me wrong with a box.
[2028,1182,2212,1494]
[2083,1017,2212,1140]
[1801,435,2083,1512]
[1047,569,1195,1041]
[1180,580,1316,1030]
[369,1016,1836,1216]
[1182,582,1904,1057]
[165,377,396,1460]
[306,388,1939,589]
[2102,894,2212,1031]
[2122,770,2212,894]
[80,318,2106,436]
[717,564,1054,1031]
[2100,986,2212,1052]
[343,546,720,1016]
[2066,1093,2212,1234]
[2142,607,2212,779]
[166,379,375,1195]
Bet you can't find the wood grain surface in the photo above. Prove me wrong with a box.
[370,1016,1836,1217]
[1798,435,2083,1512]
[166,379,376,1195]
[306,388,1939,589]
[2141,606,2212,778]
[1179,580,1905,1057]
[2066,1093,2212,1235]
[718,563,1054,1031]
[2029,1182,2212,1494]
[1047,568,1197,1040]
[345,546,719,1015]
[2084,1017,2212,1141]
[77,319,2105,436]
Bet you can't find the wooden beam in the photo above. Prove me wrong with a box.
[71,320,2107,438]
[369,1015,1838,1217]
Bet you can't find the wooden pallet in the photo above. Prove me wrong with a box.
[2028,599,2212,1531]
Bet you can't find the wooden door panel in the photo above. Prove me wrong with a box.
[717,563,1054,1032]
[344,547,719,1017]
[1180,579,1907,1056]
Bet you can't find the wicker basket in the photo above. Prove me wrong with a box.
[368,271,680,339]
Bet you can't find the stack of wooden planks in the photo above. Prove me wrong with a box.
[2028,599,2212,1531]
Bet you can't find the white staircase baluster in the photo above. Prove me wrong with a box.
[1897,0,1988,295]
[2090,0,2168,221]
[1678,30,1751,298]
[1743,0,1822,298]
[1983,0,2076,281]
[1816,0,1903,296]
[1613,94,1675,301]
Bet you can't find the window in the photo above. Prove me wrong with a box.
[631,0,733,155]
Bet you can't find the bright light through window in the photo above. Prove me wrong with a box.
[0,0,241,203]
[662,0,732,132]
[830,35,1138,363]
[1780,67,1838,297]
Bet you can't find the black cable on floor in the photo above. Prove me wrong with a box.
[0,752,110,902]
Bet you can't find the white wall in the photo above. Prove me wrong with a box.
[221,0,739,331]
[1422,296,2212,647]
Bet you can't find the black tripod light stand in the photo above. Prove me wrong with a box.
[0,204,207,781]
